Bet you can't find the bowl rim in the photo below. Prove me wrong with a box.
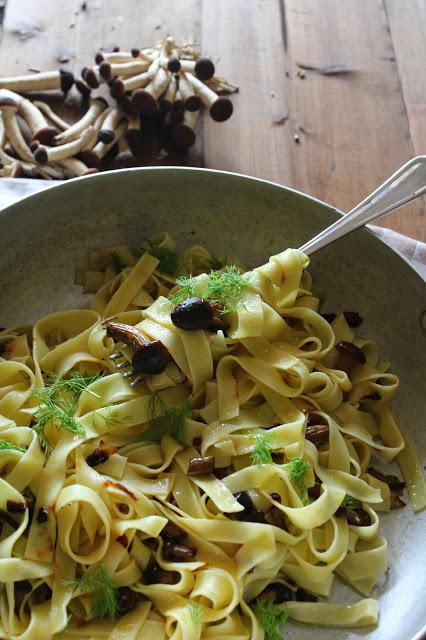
[1,166,424,287]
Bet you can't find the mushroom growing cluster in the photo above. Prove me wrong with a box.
[0,37,238,180]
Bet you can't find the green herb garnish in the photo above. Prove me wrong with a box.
[254,599,289,640]
[109,252,126,273]
[250,431,273,465]
[32,395,85,454]
[188,601,201,625]
[169,275,197,306]
[0,440,26,453]
[90,406,126,430]
[343,495,362,509]
[285,457,311,503]
[140,392,192,445]
[205,265,251,312]
[142,240,181,276]
[67,564,119,620]
[32,371,101,402]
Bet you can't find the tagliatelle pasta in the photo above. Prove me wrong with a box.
[0,233,425,640]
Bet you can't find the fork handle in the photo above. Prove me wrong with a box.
[299,156,426,256]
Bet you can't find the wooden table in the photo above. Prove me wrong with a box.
[0,0,425,241]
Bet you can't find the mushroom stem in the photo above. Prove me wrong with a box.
[33,101,70,131]
[170,110,199,150]
[54,98,107,145]
[98,106,125,144]
[111,54,160,97]
[0,70,74,93]
[99,59,151,80]
[177,73,202,111]
[130,67,169,114]
[113,136,135,169]
[81,118,127,167]
[56,157,99,178]
[185,72,233,121]
[0,100,34,162]
[159,75,178,111]
[0,90,58,145]
[95,51,134,65]
[33,126,95,165]
[179,58,215,80]
[125,113,142,148]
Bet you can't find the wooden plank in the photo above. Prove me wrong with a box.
[0,0,202,163]
[202,0,425,241]
[385,0,426,155]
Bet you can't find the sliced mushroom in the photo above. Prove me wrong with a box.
[185,72,233,121]
[33,101,70,131]
[33,125,95,165]
[53,98,107,145]
[0,69,74,93]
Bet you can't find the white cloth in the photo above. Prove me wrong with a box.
[0,178,425,281]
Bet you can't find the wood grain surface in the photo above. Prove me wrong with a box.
[0,0,424,240]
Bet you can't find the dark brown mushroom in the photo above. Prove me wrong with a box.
[117,587,137,615]
[143,563,180,585]
[36,506,49,524]
[187,455,215,476]
[161,522,188,542]
[171,297,214,331]
[343,311,364,327]
[335,506,371,526]
[335,341,366,374]
[106,322,170,375]
[6,500,27,514]
[163,542,197,561]
[305,424,329,447]
[86,447,109,467]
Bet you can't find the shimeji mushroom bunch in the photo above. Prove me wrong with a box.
[0,37,238,180]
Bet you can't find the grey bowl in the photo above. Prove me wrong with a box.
[0,168,424,640]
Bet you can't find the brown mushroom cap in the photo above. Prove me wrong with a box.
[209,97,233,122]
[170,123,196,150]
[97,128,115,144]
[184,95,202,112]
[99,61,112,80]
[33,126,59,146]
[159,98,173,113]
[85,68,100,89]
[169,109,184,126]
[194,58,215,81]
[29,139,40,152]
[0,97,18,110]
[60,69,75,93]
[110,78,125,98]
[167,57,181,73]
[131,48,140,58]
[75,78,92,98]
[80,149,100,168]
[125,127,142,149]
[33,146,49,165]
[173,98,184,111]
[113,151,135,169]
[95,52,104,65]
[130,89,158,115]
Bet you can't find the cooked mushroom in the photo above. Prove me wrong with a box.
[98,106,124,144]
[53,97,107,145]
[177,73,202,112]
[0,69,74,93]
[187,455,215,476]
[0,98,34,162]
[171,296,213,329]
[185,72,233,121]
[335,341,366,374]
[305,424,329,446]
[170,110,199,150]
[33,126,95,165]
[33,101,70,131]
[106,321,170,375]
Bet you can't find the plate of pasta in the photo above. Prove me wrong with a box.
[0,167,425,640]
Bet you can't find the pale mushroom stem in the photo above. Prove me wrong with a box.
[34,126,95,164]
[53,98,107,145]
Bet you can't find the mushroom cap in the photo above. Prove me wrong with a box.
[75,78,92,98]
[173,98,184,111]
[60,69,75,93]
[0,97,18,110]
[33,146,49,165]
[159,98,173,113]
[184,95,202,112]
[131,48,140,58]
[209,97,233,122]
[167,57,181,73]
[170,123,196,150]
[110,79,125,98]
[117,94,138,116]
[33,126,59,146]
[169,109,184,126]
[99,61,112,80]
[125,127,142,150]
[113,151,135,169]
[85,68,100,89]
[30,139,40,151]
[130,89,158,115]
[131,340,170,375]
[95,52,104,65]
[80,149,100,168]
[194,57,215,81]
[97,128,115,144]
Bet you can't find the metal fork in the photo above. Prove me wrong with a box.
[299,156,426,255]
[109,350,143,387]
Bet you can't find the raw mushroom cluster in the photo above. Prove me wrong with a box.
[0,37,238,180]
